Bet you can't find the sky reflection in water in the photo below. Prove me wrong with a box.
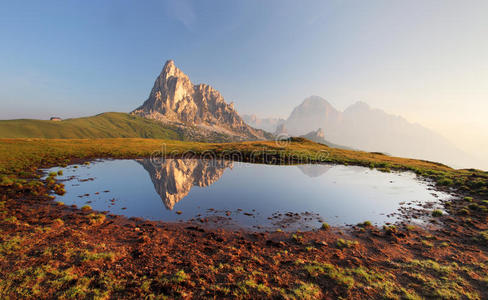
[46,159,450,231]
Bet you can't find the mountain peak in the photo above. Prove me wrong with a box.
[302,95,331,106]
[345,101,371,113]
[283,95,341,136]
[131,60,266,141]
[164,59,175,67]
[160,59,188,81]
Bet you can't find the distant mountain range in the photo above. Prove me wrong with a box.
[299,128,353,150]
[132,60,269,141]
[247,95,478,168]
[241,114,285,133]
[0,59,481,169]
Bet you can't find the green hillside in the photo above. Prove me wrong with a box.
[0,112,185,139]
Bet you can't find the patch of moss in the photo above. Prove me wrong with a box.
[171,269,189,283]
[81,205,92,211]
[0,175,13,187]
[477,231,488,246]
[336,238,358,249]
[87,213,105,225]
[291,282,322,299]
[437,177,453,186]
[432,209,443,217]
[358,220,372,227]
[81,250,116,262]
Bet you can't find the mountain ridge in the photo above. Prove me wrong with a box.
[132,60,267,141]
[248,96,478,168]
[241,114,285,133]
[0,112,240,142]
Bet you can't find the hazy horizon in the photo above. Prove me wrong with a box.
[1,0,487,169]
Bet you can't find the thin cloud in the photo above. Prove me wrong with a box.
[164,0,196,31]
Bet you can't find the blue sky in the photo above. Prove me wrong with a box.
[1,0,487,160]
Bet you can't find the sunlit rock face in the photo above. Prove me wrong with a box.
[137,159,232,210]
[132,60,266,141]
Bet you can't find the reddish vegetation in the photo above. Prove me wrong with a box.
[1,179,488,299]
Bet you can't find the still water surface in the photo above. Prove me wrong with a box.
[45,159,450,230]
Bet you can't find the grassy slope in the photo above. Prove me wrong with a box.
[0,112,184,140]
[0,138,446,174]
[0,138,486,199]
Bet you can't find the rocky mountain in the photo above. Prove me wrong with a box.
[281,96,477,168]
[274,124,352,150]
[241,114,285,133]
[132,60,268,141]
[285,96,343,136]
[137,158,232,210]
[300,128,326,143]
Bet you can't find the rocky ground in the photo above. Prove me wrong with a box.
[1,170,488,299]
[1,138,488,299]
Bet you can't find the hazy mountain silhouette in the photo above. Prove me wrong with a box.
[247,95,478,168]
[283,96,477,168]
[285,96,343,136]
[242,114,285,133]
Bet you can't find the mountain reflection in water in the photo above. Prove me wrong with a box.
[45,159,451,230]
[296,164,332,178]
[138,159,333,209]
[137,159,233,210]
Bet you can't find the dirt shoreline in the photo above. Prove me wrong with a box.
[1,157,488,299]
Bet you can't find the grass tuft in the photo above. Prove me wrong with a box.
[321,222,330,230]
[81,205,92,211]
[336,238,358,249]
[432,209,443,217]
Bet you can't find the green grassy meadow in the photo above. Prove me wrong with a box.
[0,112,184,139]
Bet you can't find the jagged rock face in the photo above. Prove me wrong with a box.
[137,158,232,210]
[132,60,265,140]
